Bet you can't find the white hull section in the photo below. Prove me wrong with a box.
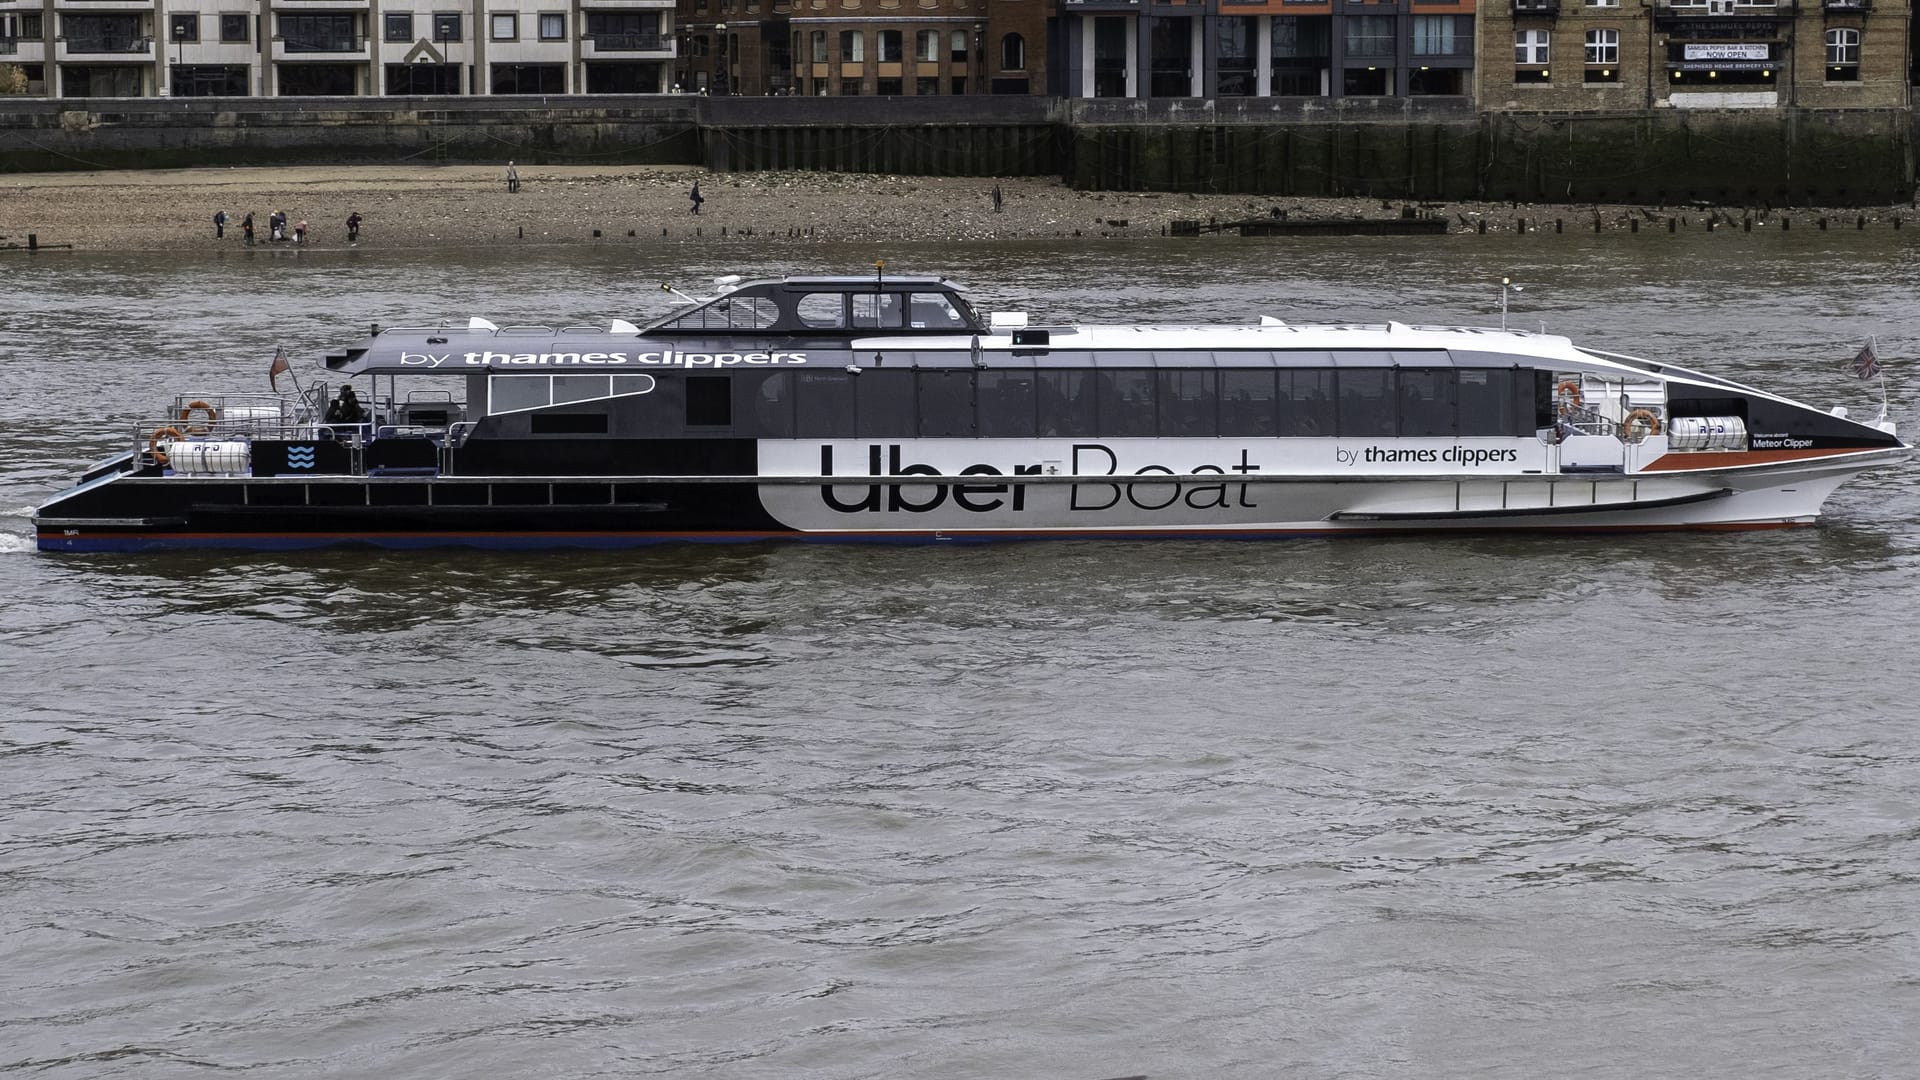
[755,439,1898,534]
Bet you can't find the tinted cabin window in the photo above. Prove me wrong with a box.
[856,369,916,436]
[977,371,1037,437]
[554,375,609,404]
[1099,370,1157,437]
[754,372,795,436]
[908,293,968,329]
[1039,370,1097,437]
[1157,370,1217,437]
[796,371,856,437]
[918,370,975,436]
[1336,369,1394,436]
[796,293,846,329]
[851,294,905,329]
[1220,369,1277,436]
[1457,369,1515,435]
[686,375,732,426]
[1534,370,1558,429]
[1281,370,1334,436]
[659,296,780,332]
[1398,369,1455,437]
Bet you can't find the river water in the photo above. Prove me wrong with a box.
[4,232,1919,1079]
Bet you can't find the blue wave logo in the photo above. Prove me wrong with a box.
[286,445,317,470]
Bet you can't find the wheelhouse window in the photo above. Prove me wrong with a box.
[488,373,656,414]
[656,295,780,331]
[1826,28,1859,80]
[796,292,846,328]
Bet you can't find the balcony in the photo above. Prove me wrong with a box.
[272,34,365,59]
[583,32,674,58]
[578,0,674,8]
[53,0,155,9]
[1822,0,1869,10]
[1512,0,1560,14]
[57,34,152,56]
[1653,1,1798,17]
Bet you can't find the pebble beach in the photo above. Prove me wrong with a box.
[3,163,1915,252]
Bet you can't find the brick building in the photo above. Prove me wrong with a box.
[675,0,1047,95]
[1479,0,1910,111]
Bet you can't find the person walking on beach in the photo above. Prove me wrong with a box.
[506,161,520,194]
[241,212,255,246]
[346,212,361,243]
[293,219,308,245]
[270,210,286,242]
[213,209,228,238]
[689,181,704,215]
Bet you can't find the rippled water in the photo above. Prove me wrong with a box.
[4,233,1920,1078]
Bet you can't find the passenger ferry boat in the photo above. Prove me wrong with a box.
[32,272,1911,551]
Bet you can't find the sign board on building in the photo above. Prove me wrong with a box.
[1683,43,1770,60]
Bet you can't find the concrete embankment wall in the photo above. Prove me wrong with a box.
[0,96,1912,205]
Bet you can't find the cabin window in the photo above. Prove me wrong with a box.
[856,369,916,436]
[1038,370,1098,437]
[1335,369,1395,437]
[908,293,968,329]
[490,376,551,413]
[796,293,847,329]
[1457,369,1516,435]
[977,371,1037,437]
[754,372,795,436]
[796,371,856,437]
[918,370,975,436]
[1280,370,1335,436]
[554,375,609,404]
[1098,370,1157,437]
[851,293,905,329]
[1157,370,1218,437]
[1533,370,1559,429]
[1219,369,1277,436]
[1398,369,1456,436]
[686,375,732,427]
[659,296,779,331]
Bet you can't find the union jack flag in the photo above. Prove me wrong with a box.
[1852,341,1881,380]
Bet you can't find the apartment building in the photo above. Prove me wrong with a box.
[0,0,677,96]
[671,0,1045,95]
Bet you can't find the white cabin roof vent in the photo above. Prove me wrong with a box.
[990,311,1029,330]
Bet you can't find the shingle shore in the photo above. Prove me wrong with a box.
[1,164,1907,251]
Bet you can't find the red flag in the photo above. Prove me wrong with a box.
[268,346,290,391]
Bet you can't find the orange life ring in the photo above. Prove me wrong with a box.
[179,400,218,435]
[148,425,184,465]
[1622,408,1662,439]
[1555,379,1584,410]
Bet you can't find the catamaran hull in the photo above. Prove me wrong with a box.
[33,456,1888,552]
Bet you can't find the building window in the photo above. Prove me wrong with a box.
[691,34,709,57]
[220,13,247,42]
[916,29,938,62]
[433,13,461,43]
[876,29,901,62]
[839,77,860,94]
[539,13,563,41]
[810,30,826,62]
[1826,28,1859,79]
[916,75,938,94]
[1515,29,1549,66]
[876,76,901,94]
[1000,33,1024,70]
[1584,28,1617,66]
[1344,15,1393,58]
[1411,15,1461,57]
[491,14,517,41]
[385,13,412,42]
[169,13,199,43]
[840,30,863,62]
[1585,0,1618,5]
[950,29,967,62]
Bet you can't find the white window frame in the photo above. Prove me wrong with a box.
[1584,28,1618,66]
[916,29,938,63]
[1825,28,1859,66]
[1515,29,1549,66]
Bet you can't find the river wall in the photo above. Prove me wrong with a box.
[0,95,1911,206]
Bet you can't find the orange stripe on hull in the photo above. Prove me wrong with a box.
[1639,448,1870,472]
